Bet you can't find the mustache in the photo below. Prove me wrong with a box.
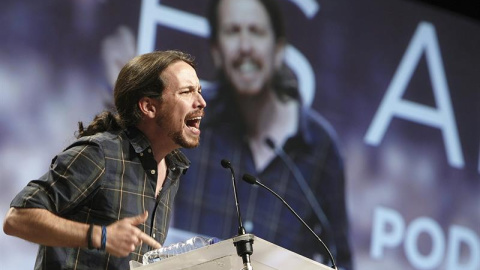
[232,56,261,69]
[186,109,205,119]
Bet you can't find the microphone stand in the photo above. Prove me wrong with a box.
[242,174,338,270]
[233,231,254,270]
[221,159,254,270]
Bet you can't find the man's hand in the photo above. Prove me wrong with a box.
[3,208,161,258]
[104,211,161,257]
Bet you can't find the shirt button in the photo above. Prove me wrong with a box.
[139,153,144,157]
[151,170,156,175]
[147,148,152,153]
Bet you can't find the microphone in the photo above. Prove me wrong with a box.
[265,138,337,257]
[221,159,246,235]
[221,159,253,270]
[242,174,338,270]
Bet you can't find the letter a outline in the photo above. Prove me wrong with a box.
[364,21,464,168]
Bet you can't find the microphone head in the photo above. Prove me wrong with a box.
[242,174,258,185]
[264,138,275,149]
[220,159,231,168]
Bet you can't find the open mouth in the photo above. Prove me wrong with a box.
[185,116,202,133]
[234,58,260,74]
[238,61,258,73]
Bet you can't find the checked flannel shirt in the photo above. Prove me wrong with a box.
[10,127,190,270]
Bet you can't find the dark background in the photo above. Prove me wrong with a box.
[413,0,480,20]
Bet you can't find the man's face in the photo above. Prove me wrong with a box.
[155,61,206,149]
[213,0,283,96]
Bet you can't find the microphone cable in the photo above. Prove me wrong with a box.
[242,173,338,270]
[265,138,337,258]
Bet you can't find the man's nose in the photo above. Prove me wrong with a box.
[195,92,207,109]
[239,31,253,53]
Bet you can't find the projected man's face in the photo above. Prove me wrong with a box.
[212,0,283,97]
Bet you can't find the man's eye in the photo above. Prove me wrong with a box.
[222,25,240,36]
[250,26,267,37]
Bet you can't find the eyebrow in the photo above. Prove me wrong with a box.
[178,84,202,92]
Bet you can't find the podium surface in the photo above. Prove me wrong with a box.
[130,234,332,270]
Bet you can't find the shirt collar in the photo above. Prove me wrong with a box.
[205,89,314,150]
[281,106,312,151]
[125,126,151,154]
[296,106,314,145]
[125,127,190,171]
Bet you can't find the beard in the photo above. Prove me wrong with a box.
[168,129,199,149]
[155,107,200,149]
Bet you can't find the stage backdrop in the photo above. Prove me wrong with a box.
[1,1,478,269]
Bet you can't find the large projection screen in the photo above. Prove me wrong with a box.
[1,1,478,269]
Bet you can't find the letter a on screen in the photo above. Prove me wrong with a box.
[364,22,464,169]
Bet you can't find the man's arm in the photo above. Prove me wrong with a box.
[3,207,161,257]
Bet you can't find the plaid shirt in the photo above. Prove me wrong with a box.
[172,90,353,270]
[10,127,190,270]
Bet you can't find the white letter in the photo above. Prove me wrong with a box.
[285,45,315,107]
[370,206,405,258]
[446,225,480,270]
[287,0,320,18]
[137,0,209,54]
[404,217,445,269]
[364,21,464,168]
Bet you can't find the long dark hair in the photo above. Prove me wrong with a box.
[77,50,195,138]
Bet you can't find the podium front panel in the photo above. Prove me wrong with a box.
[130,234,331,270]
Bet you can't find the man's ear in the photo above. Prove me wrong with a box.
[138,97,157,119]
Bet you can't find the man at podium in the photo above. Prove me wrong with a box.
[3,50,207,269]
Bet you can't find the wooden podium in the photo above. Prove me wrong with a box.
[130,234,333,270]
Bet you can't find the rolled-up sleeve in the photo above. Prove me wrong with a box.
[11,142,105,215]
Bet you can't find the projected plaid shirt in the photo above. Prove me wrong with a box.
[173,93,353,270]
[11,127,190,270]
